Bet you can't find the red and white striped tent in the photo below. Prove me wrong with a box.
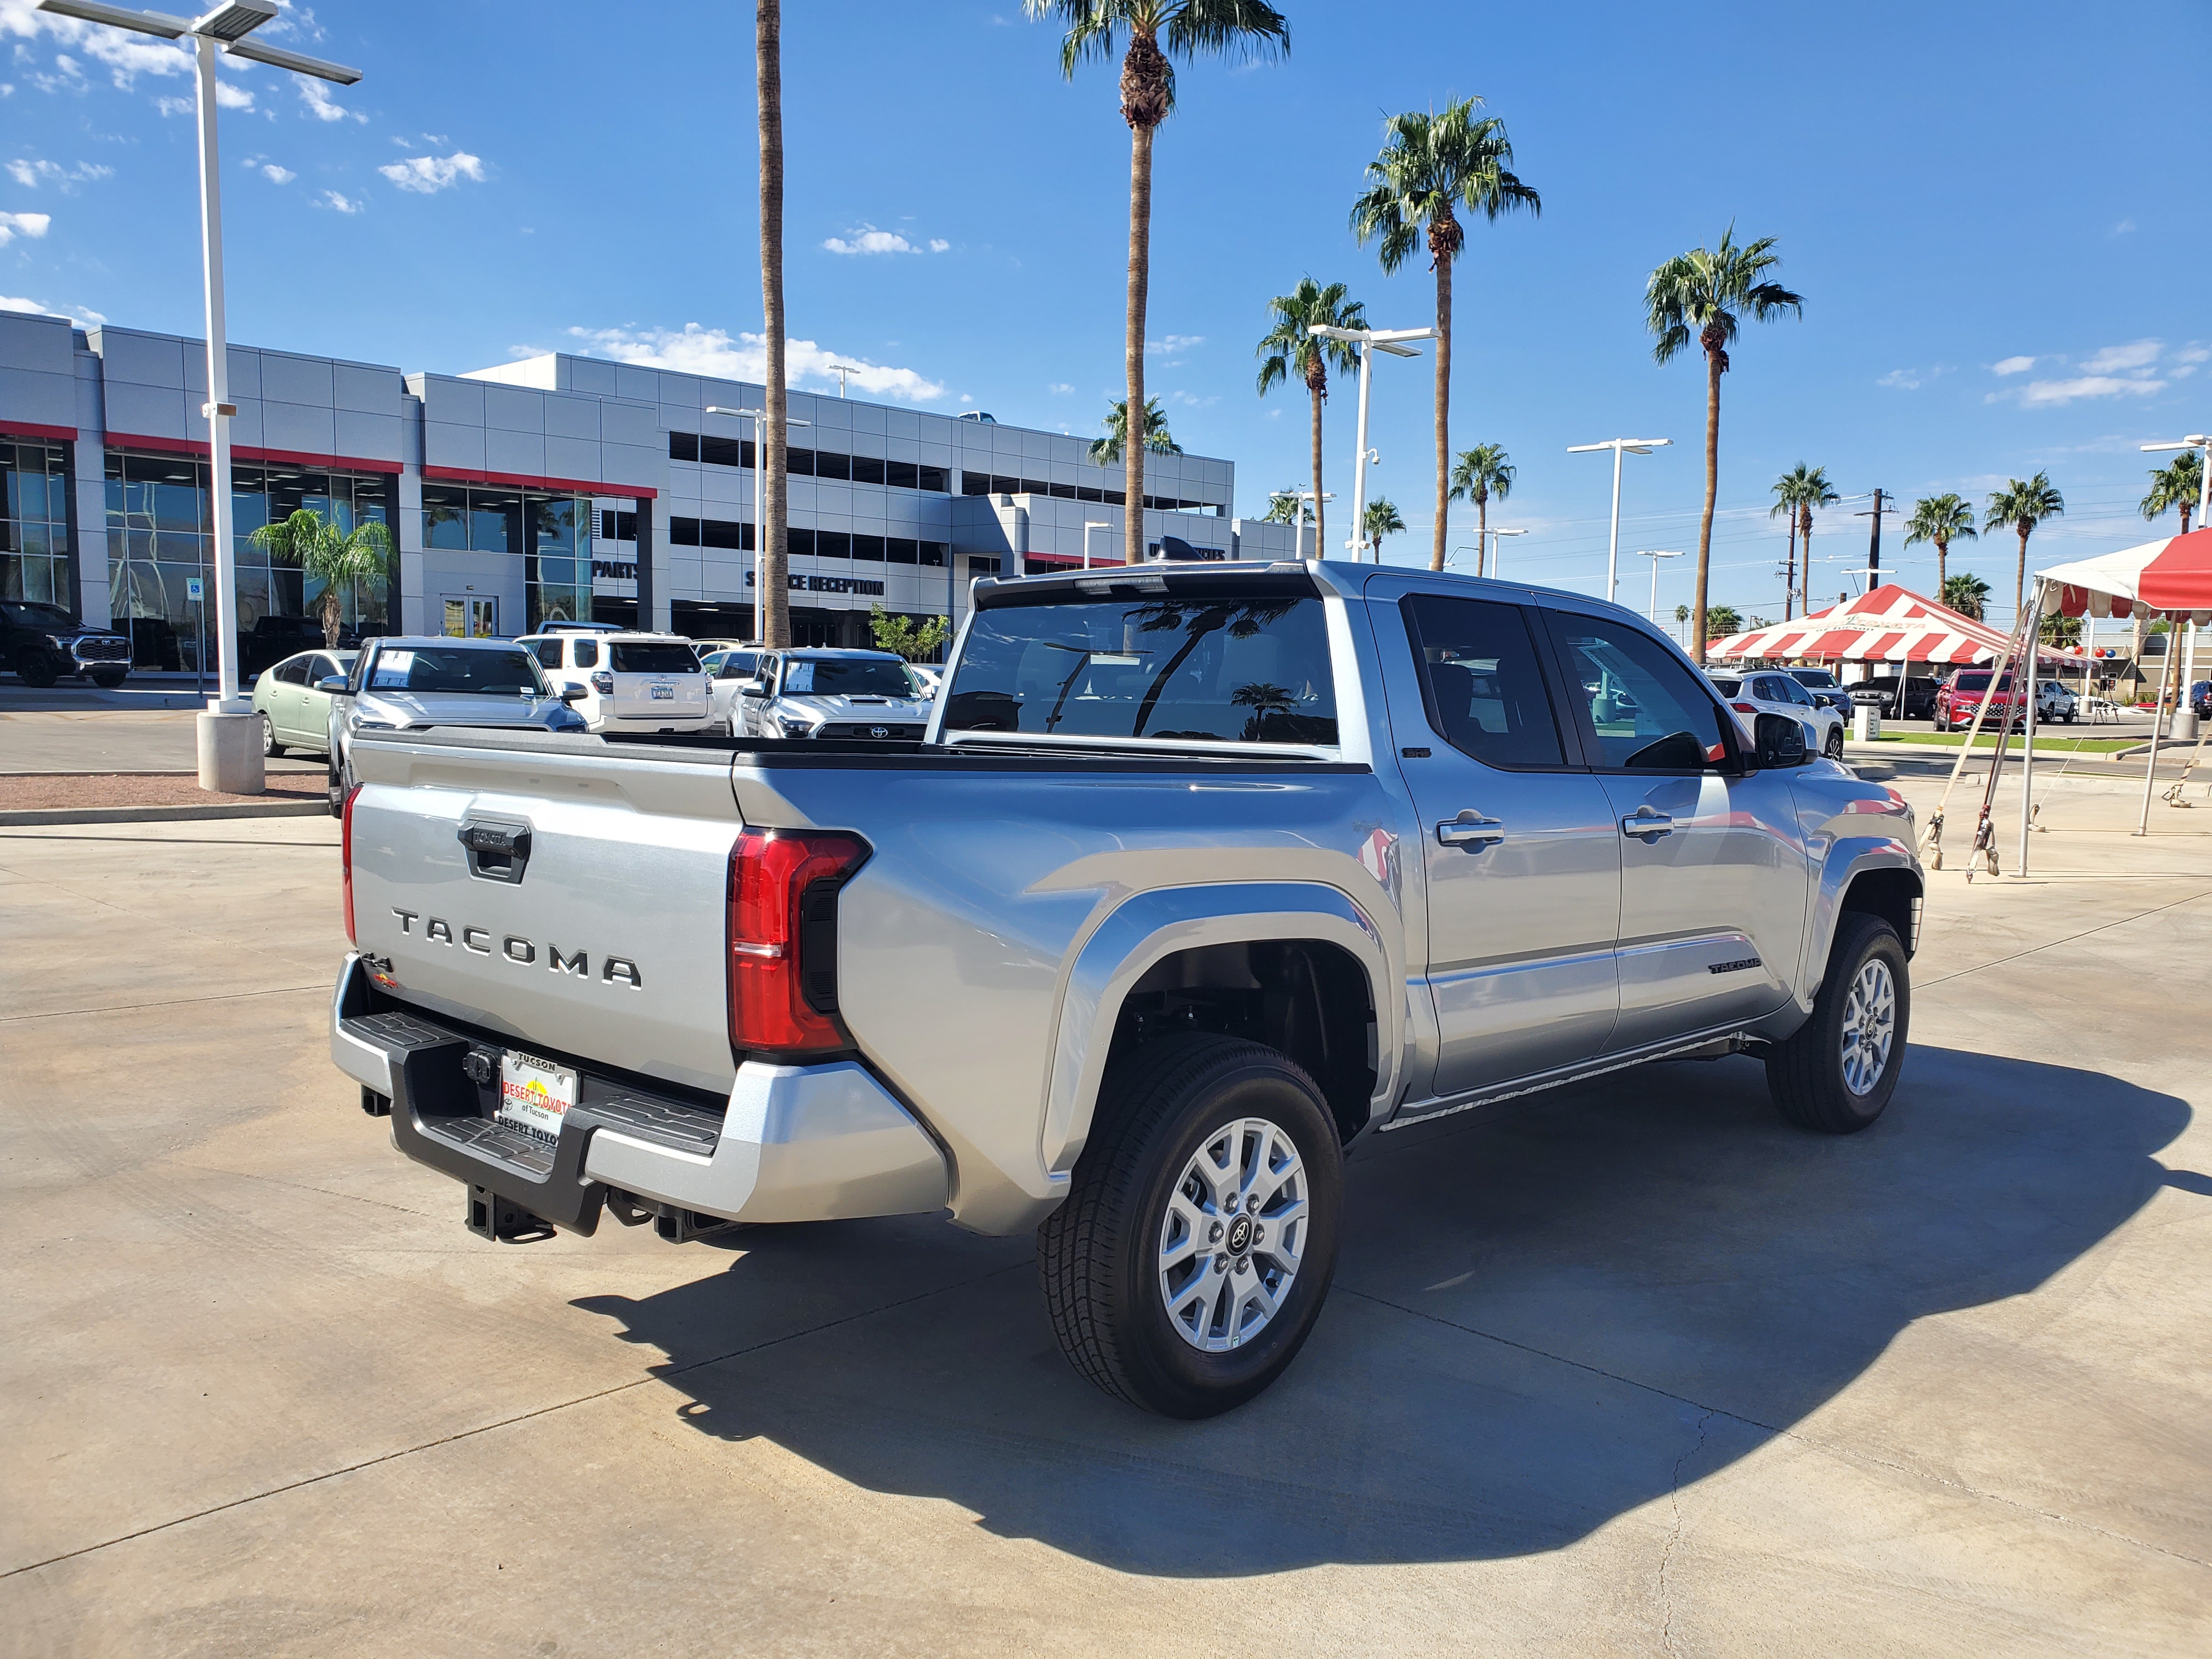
[2038,526,2212,623]
[1706,583,2063,665]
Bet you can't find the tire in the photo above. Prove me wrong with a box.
[17,653,58,689]
[1824,725,1845,759]
[91,672,127,690]
[328,754,348,818]
[261,713,285,758]
[1037,1032,1344,1419]
[1767,912,1910,1135]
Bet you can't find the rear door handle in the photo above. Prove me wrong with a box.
[1436,814,1505,850]
[1621,808,1674,842]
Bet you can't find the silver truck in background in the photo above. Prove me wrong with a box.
[330,561,1923,1417]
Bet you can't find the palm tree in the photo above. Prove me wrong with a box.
[1768,464,1836,618]
[1984,472,2064,625]
[1902,493,1978,598]
[1362,496,1404,562]
[1027,1,1289,565]
[251,507,394,648]
[1350,97,1539,573]
[1256,278,1364,558]
[1645,227,1804,662]
[1090,396,1181,465]
[2141,451,2203,534]
[1942,572,1991,621]
[1705,605,1743,639]
[1261,491,1313,526]
[1447,443,1513,575]
[756,0,791,647]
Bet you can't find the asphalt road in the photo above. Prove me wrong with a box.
[0,709,324,775]
[2,778,2208,1654]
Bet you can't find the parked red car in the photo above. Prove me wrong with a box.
[1933,669,2025,732]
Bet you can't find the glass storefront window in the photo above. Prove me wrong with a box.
[2,440,72,612]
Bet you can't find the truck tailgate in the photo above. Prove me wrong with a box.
[347,730,742,1093]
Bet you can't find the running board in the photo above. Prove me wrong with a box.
[1380,1030,1757,1133]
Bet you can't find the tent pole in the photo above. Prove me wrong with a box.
[2017,580,2043,877]
[2137,613,2183,836]
[1923,609,2033,867]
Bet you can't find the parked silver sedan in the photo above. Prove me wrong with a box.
[251,648,357,757]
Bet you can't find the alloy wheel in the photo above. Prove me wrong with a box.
[1156,1116,1308,1353]
[1838,958,1897,1097]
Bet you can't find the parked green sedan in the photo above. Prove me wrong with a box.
[251,648,357,757]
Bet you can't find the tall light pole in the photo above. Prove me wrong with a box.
[40,1,359,792]
[1568,437,1671,602]
[706,405,808,641]
[1483,526,1526,579]
[1274,488,1331,558]
[1081,520,1110,571]
[827,364,862,398]
[2143,436,2211,739]
[1308,324,1434,554]
[1635,548,1684,623]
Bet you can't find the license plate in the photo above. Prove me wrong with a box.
[498,1050,578,1137]
[650,684,674,701]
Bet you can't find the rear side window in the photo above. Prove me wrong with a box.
[943,594,1338,746]
[716,651,759,681]
[573,639,599,669]
[1543,612,1731,771]
[528,640,562,669]
[610,642,703,674]
[1400,595,1565,768]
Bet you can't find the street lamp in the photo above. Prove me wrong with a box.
[1307,324,1435,553]
[1567,436,1671,602]
[38,1,360,792]
[1081,520,1110,570]
[1482,526,1527,578]
[1273,488,1332,558]
[1634,548,1684,624]
[705,405,809,641]
[827,364,862,399]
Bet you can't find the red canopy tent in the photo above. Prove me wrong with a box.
[1706,583,2073,667]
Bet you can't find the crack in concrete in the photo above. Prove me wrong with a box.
[1914,888,2212,989]
[1658,1408,1714,1655]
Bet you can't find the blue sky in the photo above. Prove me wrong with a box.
[3,1,2204,627]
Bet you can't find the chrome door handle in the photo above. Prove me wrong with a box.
[1621,808,1674,842]
[1436,814,1504,850]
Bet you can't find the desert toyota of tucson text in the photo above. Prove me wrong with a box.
[329,560,1923,1417]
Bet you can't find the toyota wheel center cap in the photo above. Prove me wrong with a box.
[1225,1214,1254,1255]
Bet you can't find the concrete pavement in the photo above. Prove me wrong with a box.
[2,791,2208,1655]
[0,709,324,775]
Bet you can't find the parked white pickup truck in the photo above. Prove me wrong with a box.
[331,561,1923,1416]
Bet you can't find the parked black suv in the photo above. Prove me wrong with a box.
[1848,673,1939,721]
[1784,667,1855,715]
[0,600,132,688]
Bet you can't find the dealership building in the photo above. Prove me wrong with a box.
[0,308,1297,658]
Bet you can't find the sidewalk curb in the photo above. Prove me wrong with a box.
[0,800,331,827]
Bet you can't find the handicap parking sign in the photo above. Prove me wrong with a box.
[185,577,204,601]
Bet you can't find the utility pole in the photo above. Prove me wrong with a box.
[1855,489,1897,585]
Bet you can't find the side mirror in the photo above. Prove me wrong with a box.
[560,684,589,703]
[737,678,769,697]
[316,675,349,695]
[1753,712,1809,769]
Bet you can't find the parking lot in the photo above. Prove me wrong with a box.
[2,769,2209,1655]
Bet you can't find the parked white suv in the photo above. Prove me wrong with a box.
[1708,668,1847,759]
[520,631,713,734]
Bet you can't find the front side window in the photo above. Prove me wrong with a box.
[1544,612,1730,771]
[529,640,562,669]
[942,590,1338,746]
[1400,594,1565,768]
[275,656,309,685]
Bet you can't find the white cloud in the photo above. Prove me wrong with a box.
[1991,355,2036,376]
[2175,344,2210,366]
[0,290,103,325]
[216,78,253,110]
[259,162,295,184]
[2005,375,2166,408]
[296,74,363,123]
[1878,368,1921,391]
[566,323,950,402]
[1163,389,1218,408]
[2080,338,2162,375]
[821,223,947,256]
[2111,218,2136,236]
[154,94,190,116]
[0,208,51,244]
[377,151,485,194]
[313,188,361,215]
[1046,382,1073,395]
[7,156,110,189]
[1147,334,1204,355]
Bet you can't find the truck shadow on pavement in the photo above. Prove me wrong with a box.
[574,1043,2190,1575]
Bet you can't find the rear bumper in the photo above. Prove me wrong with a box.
[329,954,948,1234]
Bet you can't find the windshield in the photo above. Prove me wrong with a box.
[782,657,917,697]
[1951,672,2011,693]
[367,646,548,696]
[2,601,76,630]
[609,642,702,675]
[942,594,1338,746]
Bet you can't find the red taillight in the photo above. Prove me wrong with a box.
[1730,701,1758,714]
[727,827,871,1057]
[341,783,362,945]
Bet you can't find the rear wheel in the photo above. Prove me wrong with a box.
[1038,1033,1344,1419]
[17,652,58,689]
[327,754,348,818]
[1767,912,1909,1135]
[261,713,285,757]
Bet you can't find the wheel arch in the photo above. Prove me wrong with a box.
[1041,883,1400,1179]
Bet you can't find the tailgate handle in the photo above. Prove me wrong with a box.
[459,820,532,883]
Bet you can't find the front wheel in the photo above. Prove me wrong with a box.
[1767,912,1909,1135]
[1037,1033,1344,1418]
[91,671,127,690]
[1824,725,1846,759]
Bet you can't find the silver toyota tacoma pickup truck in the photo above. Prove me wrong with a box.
[330,561,1922,1417]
